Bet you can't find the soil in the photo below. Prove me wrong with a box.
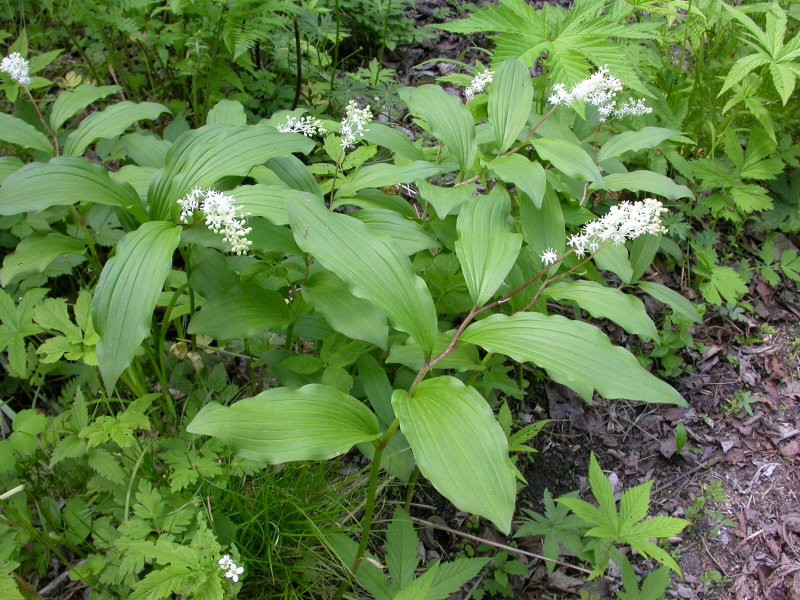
[387,2,800,598]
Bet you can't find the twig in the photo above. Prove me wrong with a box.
[38,561,83,597]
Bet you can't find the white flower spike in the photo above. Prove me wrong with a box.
[548,67,650,122]
[340,100,373,149]
[1,52,31,85]
[464,70,493,102]
[277,115,327,137]
[568,198,667,257]
[177,188,252,255]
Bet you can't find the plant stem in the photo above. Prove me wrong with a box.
[330,0,341,96]
[68,205,103,273]
[293,16,303,110]
[24,87,59,155]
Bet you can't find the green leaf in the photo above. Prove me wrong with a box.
[594,243,633,283]
[602,170,694,200]
[266,155,323,197]
[394,564,436,600]
[188,282,291,340]
[461,312,686,406]
[543,281,658,341]
[337,161,444,198]
[698,266,748,305]
[148,124,314,221]
[355,209,440,256]
[636,281,701,323]
[49,84,121,131]
[416,180,476,219]
[0,157,23,184]
[129,565,190,600]
[93,221,181,390]
[0,113,53,154]
[327,534,392,600]
[488,154,546,207]
[228,184,318,226]
[520,189,565,266]
[455,186,523,306]
[206,99,247,126]
[532,137,603,184]
[400,85,477,176]
[588,453,618,532]
[0,157,144,218]
[628,234,661,283]
[387,508,419,590]
[488,59,533,153]
[426,558,491,600]
[597,127,689,162]
[63,101,170,157]
[0,233,85,285]
[720,54,771,98]
[289,195,438,354]
[364,123,425,161]
[304,270,388,349]
[187,384,381,462]
[357,354,395,426]
[619,481,653,531]
[392,377,517,533]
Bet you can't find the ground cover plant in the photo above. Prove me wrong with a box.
[1,0,799,598]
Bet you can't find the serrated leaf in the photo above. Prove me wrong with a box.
[289,195,438,353]
[187,384,381,463]
[698,266,748,305]
[64,101,169,157]
[588,454,618,532]
[619,481,653,531]
[129,565,190,600]
[386,508,419,590]
[427,557,490,600]
[461,312,686,405]
[93,221,181,390]
[455,186,522,306]
[392,377,516,533]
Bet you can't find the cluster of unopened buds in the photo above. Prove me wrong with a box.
[218,554,244,583]
[549,66,652,121]
[276,115,327,137]
[1,52,31,85]
[177,188,252,255]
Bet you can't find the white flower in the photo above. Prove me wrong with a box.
[276,115,327,137]
[218,554,244,583]
[613,98,653,119]
[340,100,373,149]
[568,198,667,255]
[177,188,252,255]
[548,67,649,122]
[539,248,559,266]
[464,70,493,102]
[1,52,31,85]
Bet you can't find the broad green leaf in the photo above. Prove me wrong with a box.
[602,170,694,200]
[206,99,247,126]
[488,154,546,207]
[337,161,445,198]
[597,127,689,162]
[392,377,517,533]
[229,184,319,226]
[93,221,181,390]
[187,384,381,462]
[0,157,23,184]
[289,195,438,353]
[49,84,121,131]
[488,58,533,153]
[0,158,144,218]
[416,180,476,219]
[365,123,425,161]
[63,101,170,157]
[148,124,314,221]
[400,85,477,176]
[532,137,603,184]
[187,282,291,340]
[636,281,701,323]
[355,209,440,256]
[386,508,419,590]
[543,281,658,341]
[520,189,565,267]
[0,233,85,285]
[357,354,395,426]
[266,155,323,197]
[387,331,482,373]
[0,113,53,154]
[304,270,389,349]
[594,242,633,283]
[455,187,523,306]
[628,234,661,282]
[122,132,170,168]
[462,312,686,405]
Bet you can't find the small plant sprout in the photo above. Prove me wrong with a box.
[177,188,252,254]
[1,52,31,85]
[340,100,373,148]
[568,198,668,257]
[277,115,328,137]
[548,66,650,121]
[218,554,244,583]
[464,70,494,101]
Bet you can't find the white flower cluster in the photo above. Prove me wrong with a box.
[218,555,244,583]
[464,70,493,102]
[277,115,328,137]
[340,100,373,149]
[1,52,31,85]
[539,248,559,266]
[568,198,667,257]
[177,188,252,254]
[548,67,650,121]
